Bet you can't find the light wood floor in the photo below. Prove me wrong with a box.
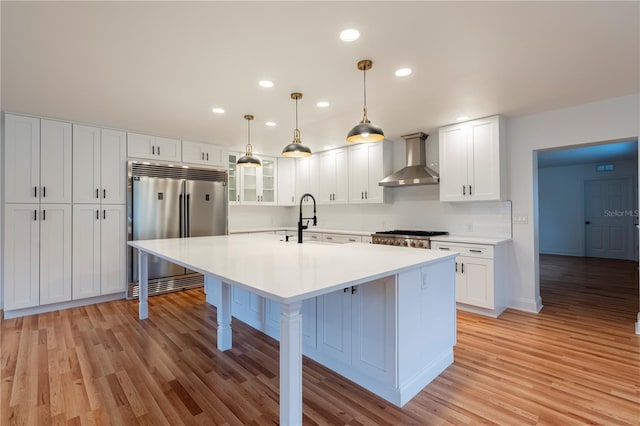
[2,255,639,425]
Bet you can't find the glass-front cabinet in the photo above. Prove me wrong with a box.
[229,154,277,205]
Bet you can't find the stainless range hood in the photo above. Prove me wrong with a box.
[379,132,439,187]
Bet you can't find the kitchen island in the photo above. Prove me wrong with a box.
[128,234,457,425]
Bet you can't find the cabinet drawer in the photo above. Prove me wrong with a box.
[322,234,362,244]
[305,232,322,241]
[431,242,493,259]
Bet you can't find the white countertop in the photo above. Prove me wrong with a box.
[229,227,375,237]
[129,234,456,303]
[430,235,511,245]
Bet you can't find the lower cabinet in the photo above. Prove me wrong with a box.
[431,240,508,317]
[316,276,396,385]
[72,204,127,299]
[4,203,72,309]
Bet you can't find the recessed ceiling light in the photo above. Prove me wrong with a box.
[456,116,470,121]
[340,29,360,42]
[258,80,274,88]
[316,101,330,108]
[212,107,225,114]
[395,68,412,77]
[265,121,276,127]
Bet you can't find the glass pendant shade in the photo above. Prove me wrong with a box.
[347,59,384,144]
[282,92,312,158]
[237,114,261,167]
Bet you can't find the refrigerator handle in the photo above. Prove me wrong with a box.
[186,194,190,237]
[179,194,183,238]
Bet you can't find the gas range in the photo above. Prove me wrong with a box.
[371,230,448,249]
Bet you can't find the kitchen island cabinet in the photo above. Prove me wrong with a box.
[129,234,457,425]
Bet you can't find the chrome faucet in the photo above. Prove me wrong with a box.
[298,193,317,243]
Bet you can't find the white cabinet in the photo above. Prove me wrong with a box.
[3,204,72,309]
[348,142,392,204]
[4,115,72,204]
[182,140,226,167]
[277,157,296,206]
[295,156,319,201]
[127,132,181,162]
[319,148,348,204]
[322,233,362,244]
[73,125,127,204]
[238,155,277,204]
[439,115,506,202]
[72,204,127,299]
[228,152,241,204]
[431,239,508,317]
[316,276,396,384]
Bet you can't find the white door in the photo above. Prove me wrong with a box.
[439,124,469,202]
[39,204,72,305]
[316,288,352,364]
[101,205,127,295]
[4,114,40,203]
[319,150,336,204]
[469,117,500,201]
[260,157,276,204]
[366,143,384,203]
[348,144,368,203]
[3,204,40,309]
[277,157,296,206]
[72,204,102,299]
[351,277,396,384]
[154,136,181,162]
[228,153,241,204]
[40,119,73,204]
[334,148,349,203]
[457,256,494,309]
[101,129,127,204]
[127,132,155,159]
[182,140,205,165]
[585,178,635,260]
[73,124,101,204]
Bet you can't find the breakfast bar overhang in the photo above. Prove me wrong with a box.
[128,234,458,425]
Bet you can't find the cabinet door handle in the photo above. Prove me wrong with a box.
[351,286,357,294]
[361,191,364,199]
[461,263,464,274]
[237,195,240,202]
[103,209,106,219]
[470,249,482,253]
[34,186,38,198]
[343,288,349,293]
[96,188,99,199]
[42,209,46,221]
[206,152,209,161]
[96,209,99,220]
[291,196,294,203]
[202,152,205,160]
[103,189,106,199]
[469,185,472,195]
[326,237,333,240]
[152,145,155,155]
[463,185,466,195]
[455,262,458,272]
[439,247,450,250]
[157,146,161,155]
[348,239,356,242]
[42,186,46,198]
[365,191,368,199]
[34,210,37,221]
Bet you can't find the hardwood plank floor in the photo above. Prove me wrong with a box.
[2,254,639,425]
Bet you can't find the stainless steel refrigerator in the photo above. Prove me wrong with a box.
[127,162,228,298]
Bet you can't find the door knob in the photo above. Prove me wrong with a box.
[585,221,591,224]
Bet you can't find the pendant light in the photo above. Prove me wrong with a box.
[282,92,312,158]
[346,59,385,144]
[237,114,261,168]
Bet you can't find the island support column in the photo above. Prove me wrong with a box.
[138,251,149,320]
[217,281,233,350]
[280,301,303,425]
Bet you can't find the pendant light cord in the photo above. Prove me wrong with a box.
[246,117,252,154]
[362,66,369,123]
[293,96,301,142]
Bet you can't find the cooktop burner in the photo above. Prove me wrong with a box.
[375,230,449,237]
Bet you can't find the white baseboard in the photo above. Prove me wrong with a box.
[2,293,125,319]
[456,303,507,318]
[508,297,543,313]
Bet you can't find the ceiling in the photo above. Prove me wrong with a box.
[2,1,638,156]
[537,140,638,168]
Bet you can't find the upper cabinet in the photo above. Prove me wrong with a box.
[73,125,127,204]
[319,148,348,204]
[4,114,72,204]
[127,132,181,162]
[228,154,277,205]
[295,155,320,202]
[182,140,226,167]
[348,142,392,204]
[439,115,506,202]
[277,157,296,206]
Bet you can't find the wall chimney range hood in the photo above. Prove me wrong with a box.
[379,132,439,187]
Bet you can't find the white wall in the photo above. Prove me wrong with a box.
[539,159,638,257]
[508,93,639,313]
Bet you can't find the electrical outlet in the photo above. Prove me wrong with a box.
[513,215,529,224]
